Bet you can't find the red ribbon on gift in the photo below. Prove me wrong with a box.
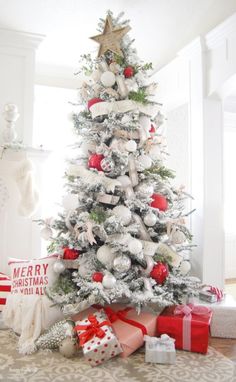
[74,314,111,346]
[174,304,211,351]
[207,286,224,301]
[103,306,148,336]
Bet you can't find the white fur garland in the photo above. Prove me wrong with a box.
[67,165,121,193]
[90,99,160,119]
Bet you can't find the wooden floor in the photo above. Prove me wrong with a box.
[210,337,236,363]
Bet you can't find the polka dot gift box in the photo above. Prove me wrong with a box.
[74,310,122,366]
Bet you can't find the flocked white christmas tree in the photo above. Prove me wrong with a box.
[40,11,200,315]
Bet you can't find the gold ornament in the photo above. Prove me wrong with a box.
[90,15,131,57]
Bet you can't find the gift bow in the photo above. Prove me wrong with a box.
[74,314,111,346]
[207,286,224,301]
[102,306,148,336]
[174,304,211,351]
[144,334,175,347]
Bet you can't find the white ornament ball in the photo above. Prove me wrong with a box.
[113,205,132,226]
[97,245,116,270]
[91,69,101,82]
[142,255,155,276]
[135,183,154,197]
[53,260,66,274]
[171,230,186,245]
[78,263,90,278]
[128,238,142,255]
[137,155,152,170]
[179,260,191,276]
[62,194,78,211]
[117,175,132,188]
[40,226,53,240]
[100,71,116,87]
[125,140,137,152]
[113,254,131,273]
[148,145,161,161]
[102,273,116,289]
[144,212,157,227]
[59,337,77,358]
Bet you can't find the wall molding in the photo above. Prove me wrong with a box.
[205,13,236,50]
[0,28,44,50]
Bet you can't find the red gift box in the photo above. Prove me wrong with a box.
[157,304,212,354]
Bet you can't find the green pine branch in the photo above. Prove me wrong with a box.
[144,165,175,179]
[128,89,148,104]
[89,207,107,224]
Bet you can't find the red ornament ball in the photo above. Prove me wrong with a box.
[87,98,104,110]
[92,272,104,283]
[150,193,168,211]
[123,66,134,78]
[150,262,169,284]
[63,248,80,260]
[88,154,105,171]
[149,124,156,133]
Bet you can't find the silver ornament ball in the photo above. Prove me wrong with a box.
[171,230,186,244]
[113,254,131,273]
[135,183,154,197]
[137,155,152,170]
[53,260,66,274]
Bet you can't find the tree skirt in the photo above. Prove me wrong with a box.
[0,330,235,382]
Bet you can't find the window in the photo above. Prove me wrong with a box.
[33,85,78,217]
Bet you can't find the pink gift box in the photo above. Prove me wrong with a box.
[104,304,157,357]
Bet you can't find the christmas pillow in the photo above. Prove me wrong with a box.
[0,272,11,312]
[3,255,64,354]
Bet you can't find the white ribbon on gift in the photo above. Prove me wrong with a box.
[90,99,160,119]
[144,334,175,350]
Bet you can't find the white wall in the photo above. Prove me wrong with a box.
[0,29,47,275]
[0,29,44,145]
[154,13,236,288]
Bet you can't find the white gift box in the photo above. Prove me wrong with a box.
[144,334,176,364]
[190,294,236,338]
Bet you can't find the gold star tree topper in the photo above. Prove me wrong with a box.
[90,14,131,58]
